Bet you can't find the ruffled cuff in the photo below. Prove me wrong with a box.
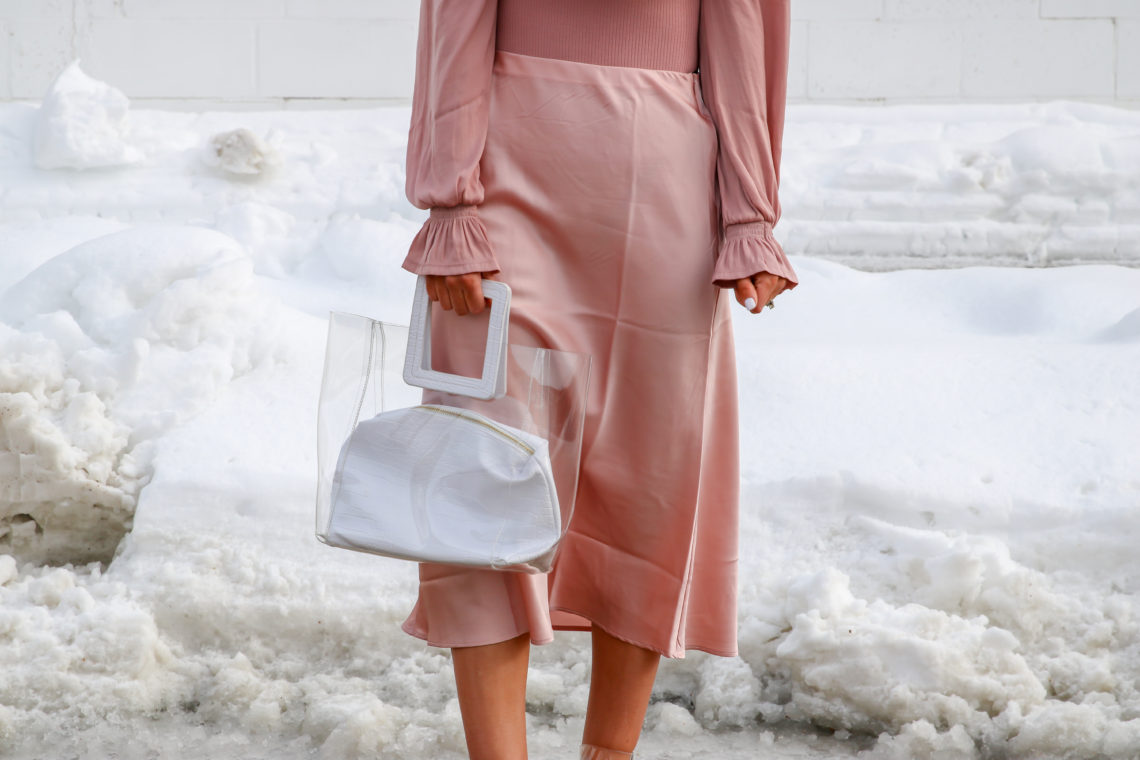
[401,204,502,277]
[711,221,799,290]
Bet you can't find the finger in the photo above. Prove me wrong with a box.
[436,278,454,311]
[463,274,486,315]
[752,273,780,307]
[447,277,469,316]
[425,275,439,303]
[734,277,760,313]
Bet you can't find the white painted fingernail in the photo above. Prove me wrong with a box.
[744,297,756,310]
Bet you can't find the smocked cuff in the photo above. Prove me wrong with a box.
[401,204,502,276]
[711,221,799,290]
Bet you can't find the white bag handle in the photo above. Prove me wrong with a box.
[403,274,512,400]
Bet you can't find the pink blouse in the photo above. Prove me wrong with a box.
[400,0,798,291]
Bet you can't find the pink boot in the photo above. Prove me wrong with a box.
[580,744,634,759]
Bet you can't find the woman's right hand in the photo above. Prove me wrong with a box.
[425,271,501,316]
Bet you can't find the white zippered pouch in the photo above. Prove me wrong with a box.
[326,403,561,571]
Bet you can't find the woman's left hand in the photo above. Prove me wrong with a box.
[731,272,791,314]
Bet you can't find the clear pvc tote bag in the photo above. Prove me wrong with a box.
[315,275,592,574]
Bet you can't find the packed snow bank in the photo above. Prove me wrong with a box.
[0,225,282,564]
[32,60,145,170]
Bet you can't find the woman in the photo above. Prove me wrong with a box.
[399,1,798,758]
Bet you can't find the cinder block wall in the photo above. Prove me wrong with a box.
[0,0,1137,108]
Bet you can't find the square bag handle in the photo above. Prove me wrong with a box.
[402,274,512,401]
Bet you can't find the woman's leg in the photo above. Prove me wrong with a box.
[581,625,661,754]
[450,631,531,760]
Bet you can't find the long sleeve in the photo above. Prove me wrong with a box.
[698,0,798,291]
[401,0,502,277]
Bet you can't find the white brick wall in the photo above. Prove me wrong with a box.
[86,20,258,98]
[0,17,9,99]
[962,19,1115,99]
[258,19,414,98]
[0,0,1136,107]
[1121,20,1140,99]
[809,21,962,100]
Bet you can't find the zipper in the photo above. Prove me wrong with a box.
[417,404,535,456]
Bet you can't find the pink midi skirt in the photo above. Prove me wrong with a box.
[401,48,740,659]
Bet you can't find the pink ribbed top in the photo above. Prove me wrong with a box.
[400,0,799,291]
[496,0,700,74]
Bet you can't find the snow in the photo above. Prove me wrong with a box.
[32,60,145,171]
[1,68,1138,760]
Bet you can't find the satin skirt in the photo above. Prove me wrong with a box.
[400,48,740,659]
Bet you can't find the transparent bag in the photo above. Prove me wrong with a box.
[315,275,592,573]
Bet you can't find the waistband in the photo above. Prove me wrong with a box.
[492,49,700,92]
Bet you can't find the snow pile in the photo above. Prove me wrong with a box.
[0,326,141,564]
[0,225,282,565]
[0,560,178,731]
[32,60,145,170]
[760,538,1140,755]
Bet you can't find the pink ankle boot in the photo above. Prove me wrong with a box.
[580,743,634,759]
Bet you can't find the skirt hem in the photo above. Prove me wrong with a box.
[400,609,739,660]
[400,617,556,650]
